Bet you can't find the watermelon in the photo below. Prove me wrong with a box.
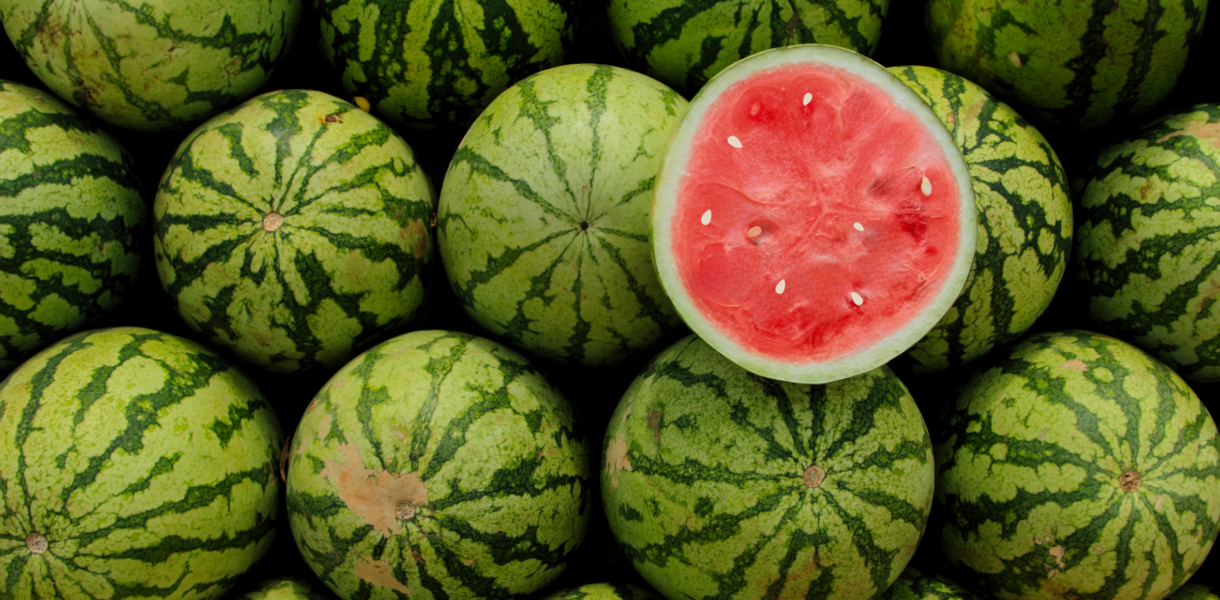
[438,64,687,367]
[925,0,1209,131]
[236,577,335,599]
[0,0,302,131]
[541,583,660,600]
[607,0,890,95]
[0,327,284,600]
[285,329,591,600]
[1074,103,1220,383]
[153,89,436,374]
[936,329,1220,600]
[879,566,984,600]
[651,44,977,384]
[316,0,577,131]
[1169,585,1220,600]
[601,334,934,600]
[0,80,146,375]
[888,65,1074,373]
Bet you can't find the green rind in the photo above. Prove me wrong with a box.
[437,64,687,367]
[0,0,301,131]
[925,0,1209,131]
[936,329,1220,600]
[236,577,335,600]
[153,89,436,374]
[317,0,577,130]
[1168,584,1220,600]
[1074,104,1220,384]
[541,582,661,600]
[608,0,889,95]
[879,566,985,600]
[0,80,146,375]
[285,329,591,600]
[0,327,284,600]
[601,335,934,600]
[889,65,1073,373]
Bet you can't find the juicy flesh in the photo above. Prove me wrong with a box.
[674,64,962,362]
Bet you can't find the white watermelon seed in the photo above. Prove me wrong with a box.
[746,226,762,238]
[853,222,864,232]
[920,176,932,197]
[803,93,812,106]
[851,292,864,306]
[701,209,712,226]
[728,135,743,148]
[776,280,786,294]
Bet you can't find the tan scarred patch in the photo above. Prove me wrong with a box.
[1048,545,1066,570]
[317,413,333,441]
[321,442,429,536]
[1158,121,1220,152]
[1060,359,1088,372]
[278,433,293,481]
[648,409,663,448]
[605,434,633,490]
[354,556,412,594]
[403,220,429,260]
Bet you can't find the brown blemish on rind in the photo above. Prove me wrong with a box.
[320,442,428,536]
[278,433,293,481]
[605,434,633,490]
[1120,471,1141,492]
[648,409,663,448]
[263,212,284,232]
[26,533,47,554]
[354,556,412,595]
[803,465,826,488]
[1060,359,1088,372]
[396,500,417,521]
[403,220,428,259]
[1158,122,1220,151]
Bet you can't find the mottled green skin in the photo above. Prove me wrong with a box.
[0,80,145,375]
[237,577,335,599]
[936,330,1220,600]
[154,89,435,375]
[0,327,284,600]
[438,64,686,367]
[889,66,1073,373]
[286,330,591,600]
[926,0,1209,131]
[0,0,301,131]
[1075,104,1220,383]
[1168,584,1220,600]
[541,582,661,600]
[602,335,934,600]
[879,566,984,600]
[608,0,889,95]
[317,0,576,130]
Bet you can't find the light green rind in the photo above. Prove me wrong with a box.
[889,65,1073,373]
[154,89,436,374]
[608,0,889,94]
[602,335,934,600]
[925,0,1209,131]
[1075,104,1220,383]
[936,329,1220,600]
[438,64,687,367]
[317,0,576,130]
[0,0,302,131]
[0,327,284,600]
[285,329,591,600]
[236,577,335,599]
[0,80,146,374]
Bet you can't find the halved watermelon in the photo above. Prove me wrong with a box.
[652,44,976,384]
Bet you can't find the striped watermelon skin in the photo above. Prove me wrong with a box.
[879,566,984,600]
[236,577,335,599]
[0,327,284,600]
[153,89,436,374]
[925,0,1209,131]
[285,330,591,600]
[437,64,686,367]
[542,583,661,600]
[0,0,302,131]
[1168,585,1220,600]
[602,335,934,600]
[608,0,890,95]
[936,329,1220,600]
[1074,104,1220,383]
[317,0,577,130]
[0,80,146,375]
[888,65,1073,373]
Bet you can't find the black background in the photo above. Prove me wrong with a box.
[2,0,1219,597]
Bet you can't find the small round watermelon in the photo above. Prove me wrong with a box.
[317,0,577,131]
[879,566,984,600]
[936,329,1220,600]
[0,80,146,375]
[0,327,284,600]
[154,89,435,374]
[285,330,591,600]
[607,0,890,95]
[0,0,302,131]
[1074,103,1220,383]
[602,334,934,600]
[651,44,977,384]
[438,63,688,367]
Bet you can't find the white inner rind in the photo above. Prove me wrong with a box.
[651,44,977,385]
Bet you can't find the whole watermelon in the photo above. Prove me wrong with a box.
[889,65,1073,373]
[608,0,890,95]
[0,80,146,374]
[153,89,436,374]
[879,566,984,600]
[602,335,934,600]
[925,0,1209,131]
[936,329,1220,600]
[285,330,591,600]
[541,583,661,600]
[236,577,335,599]
[438,64,687,367]
[316,0,577,131]
[1074,104,1220,383]
[0,0,302,131]
[0,327,284,600]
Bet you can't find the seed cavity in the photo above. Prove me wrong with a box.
[803,93,812,106]
[803,465,826,488]
[26,533,47,554]
[701,209,712,226]
[1119,470,1141,492]
[851,292,864,306]
[853,222,864,232]
[776,280,786,295]
[728,135,743,149]
[263,212,284,232]
[920,177,932,197]
[1008,51,1022,68]
[396,500,417,521]
[746,226,762,238]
